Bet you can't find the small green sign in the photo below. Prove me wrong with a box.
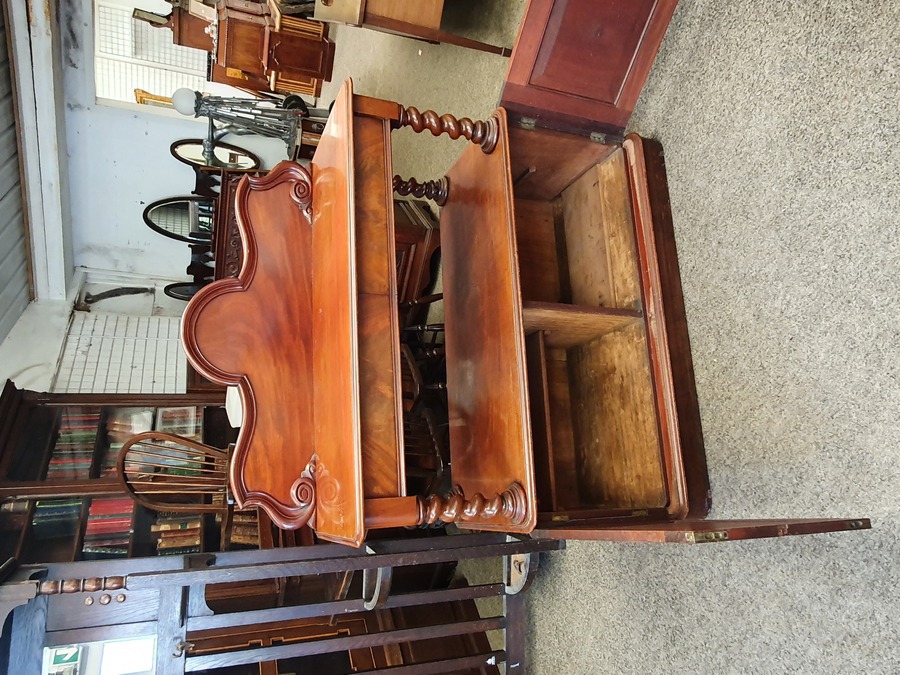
[51,646,80,666]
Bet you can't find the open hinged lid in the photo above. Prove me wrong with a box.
[500,0,679,140]
[534,517,872,543]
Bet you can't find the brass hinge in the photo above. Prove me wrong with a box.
[589,131,608,143]
[685,530,729,543]
[551,514,569,522]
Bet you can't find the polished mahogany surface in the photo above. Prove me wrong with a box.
[181,80,402,547]
[181,161,316,530]
[352,112,406,503]
[182,82,538,544]
[309,79,367,546]
[440,107,537,533]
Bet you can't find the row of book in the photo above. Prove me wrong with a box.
[152,515,203,555]
[31,498,83,540]
[45,407,102,480]
[81,497,134,559]
[7,501,266,559]
[230,509,262,548]
[42,405,204,481]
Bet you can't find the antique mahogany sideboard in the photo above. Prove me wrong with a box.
[182,79,537,547]
[182,0,869,548]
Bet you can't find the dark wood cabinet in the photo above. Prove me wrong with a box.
[0,381,247,564]
[216,5,335,97]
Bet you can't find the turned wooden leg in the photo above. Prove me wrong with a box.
[396,107,500,154]
[416,483,528,527]
[393,175,449,206]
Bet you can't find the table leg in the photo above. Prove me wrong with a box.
[416,482,529,528]
[392,174,449,205]
[396,108,501,154]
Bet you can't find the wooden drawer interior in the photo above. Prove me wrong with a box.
[512,141,668,516]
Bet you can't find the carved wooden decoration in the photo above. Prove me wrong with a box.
[416,483,529,528]
[397,107,500,154]
[181,162,318,530]
[392,175,449,205]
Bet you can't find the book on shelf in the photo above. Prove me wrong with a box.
[31,499,83,539]
[157,526,201,539]
[151,518,202,532]
[230,533,260,546]
[156,545,201,556]
[151,513,203,555]
[86,497,134,516]
[230,523,259,537]
[157,533,202,550]
[82,534,130,550]
[33,499,82,516]
[155,406,203,440]
[82,548,129,560]
[85,519,132,535]
[80,497,133,559]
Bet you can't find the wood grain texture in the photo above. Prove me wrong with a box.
[522,301,640,348]
[353,114,405,502]
[309,80,365,546]
[568,321,666,509]
[440,107,537,533]
[508,124,616,201]
[624,134,711,518]
[544,347,579,511]
[353,94,402,122]
[502,0,679,133]
[513,198,561,302]
[181,162,317,531]
[525,332,556,513]
[561,150,641,310]
[364,0,443,31]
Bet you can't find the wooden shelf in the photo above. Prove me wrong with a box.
[522,301,641,348]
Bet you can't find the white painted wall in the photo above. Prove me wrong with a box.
[60,0,287,279]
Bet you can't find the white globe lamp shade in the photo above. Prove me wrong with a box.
[172,88,199,116]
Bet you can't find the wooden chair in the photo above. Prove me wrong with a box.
[116,431,231,515]
[401,293,446,396]
[399,345,447,499]
[403,407,446,499]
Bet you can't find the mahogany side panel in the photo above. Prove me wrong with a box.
[624,134,711,518]
[440,108,537,533]
[310,80,365,547]
[353,114,404,502]
[181,162,316,530]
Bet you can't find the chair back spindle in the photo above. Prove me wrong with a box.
[116,431,231,514]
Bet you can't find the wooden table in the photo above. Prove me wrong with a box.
[182,79,535,546]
